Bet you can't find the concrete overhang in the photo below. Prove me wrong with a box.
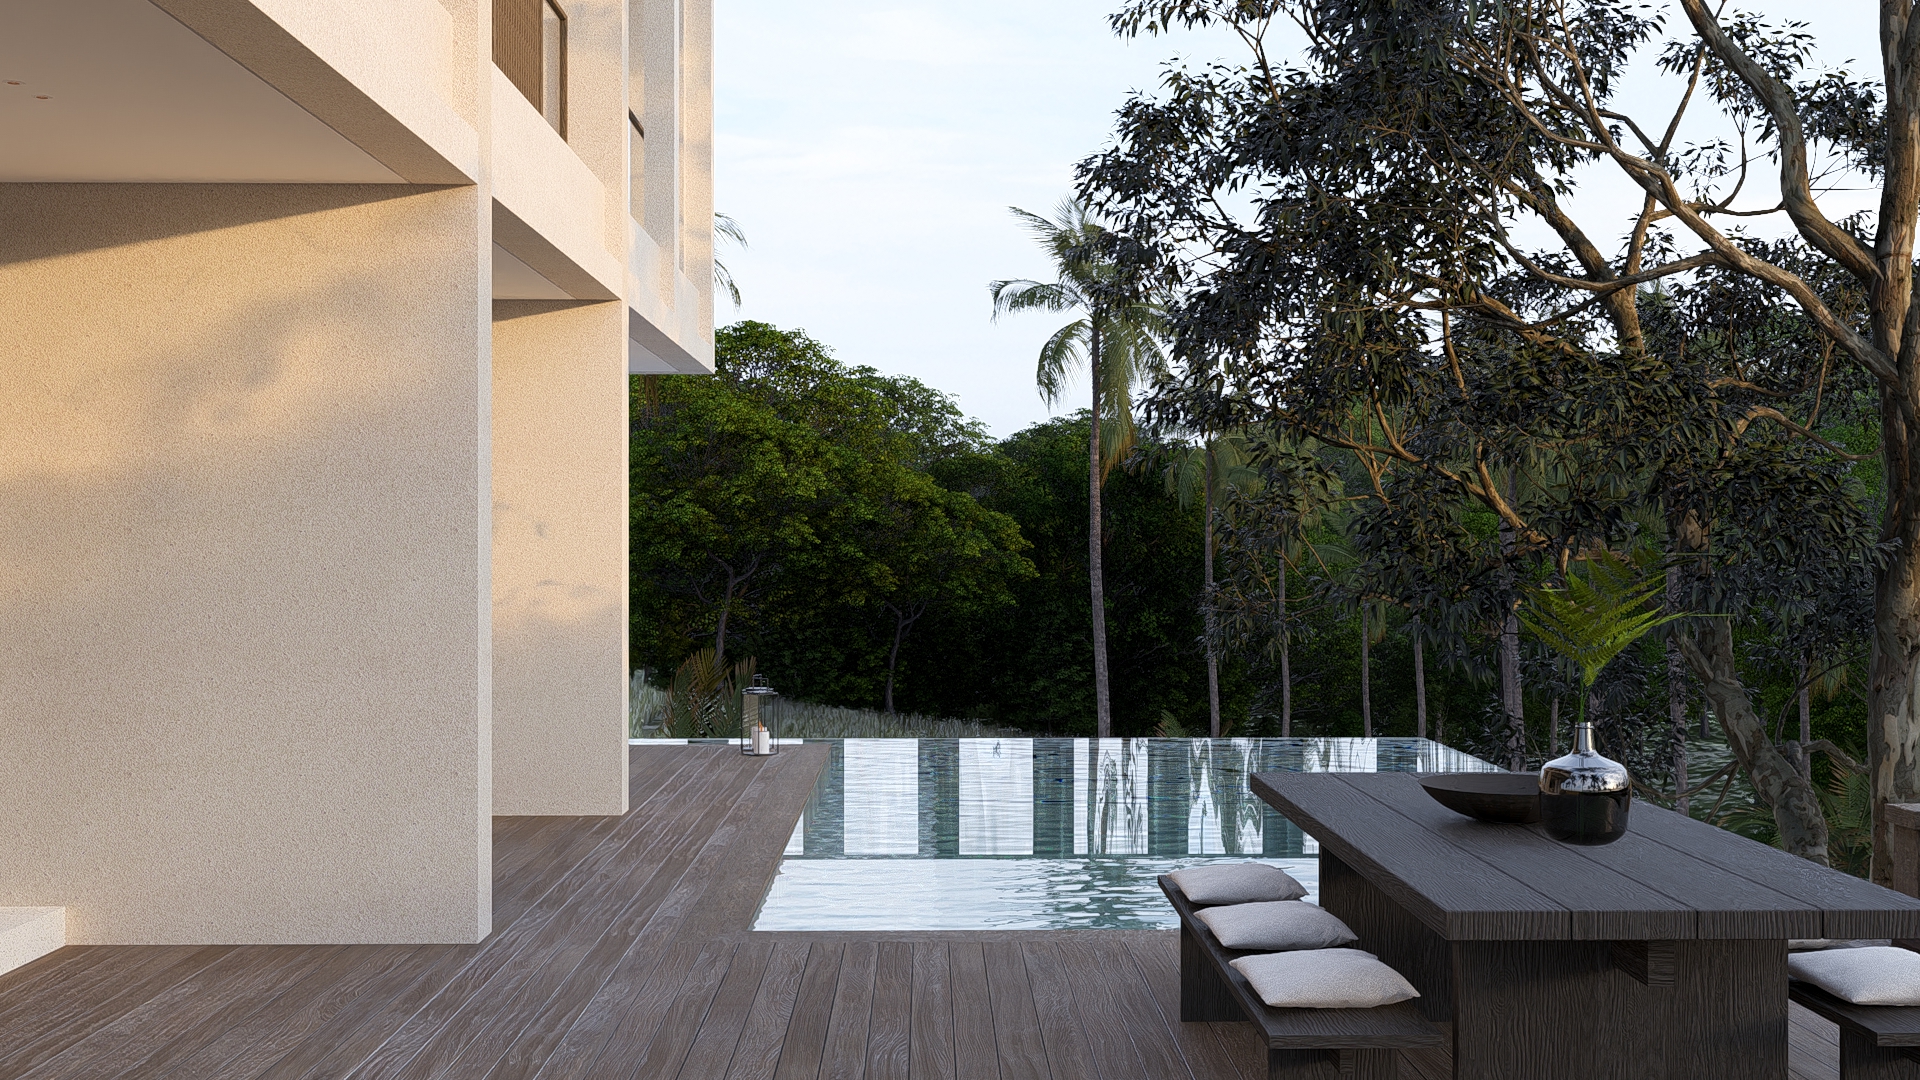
[0,0,476,184]
[489,67,622,302]
[626,218,713,374]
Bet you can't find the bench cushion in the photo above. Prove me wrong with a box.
[1790,945,1920,1005]
[1229,949,1421,1009]
[1195,901,1358,952]
[1167,862,1307,905]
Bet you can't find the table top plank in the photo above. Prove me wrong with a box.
[1340,773,1698,940]
[1253,770,1920,943]
[1551,802,1825,939]
[1248,772,1567,940]
[1627,804,1920,940]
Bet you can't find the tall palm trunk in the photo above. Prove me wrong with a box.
[1089,323,1113,737]
[1413,619,1427,740]
[1360,603,1373,737]
[1203,450,1221,738]
[1279,556,1292,737]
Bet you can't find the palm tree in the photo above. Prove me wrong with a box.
[991,198,1165,737]
[1165,432,1257,738]
[714,213,747,308]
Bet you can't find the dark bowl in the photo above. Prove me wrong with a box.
[1418,772,1542,825]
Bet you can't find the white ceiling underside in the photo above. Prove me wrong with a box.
[0,0,401,182]
[492,244,573,301]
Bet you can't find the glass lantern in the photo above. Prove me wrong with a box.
[740,675,780,756]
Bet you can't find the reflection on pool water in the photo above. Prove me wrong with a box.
[725,737,1496,931]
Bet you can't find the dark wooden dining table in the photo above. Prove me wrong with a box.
[1252,770,1920,1079]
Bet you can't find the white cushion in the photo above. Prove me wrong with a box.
[1229,949,1420,1009]
[1789,945,1920,1005]
[1168,862,1307,905]
[1194,901,1358,952]
[1789,939,1840,952]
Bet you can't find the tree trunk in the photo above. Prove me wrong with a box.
[1798,653,1813,784]
[1279,556,1291,737]
[1499,474,1525,770]
[1668,569,1691,816]
[1861,0,1919,887]
[1549,696,1560,756]
[1204,453,1221,738]
[1413,619,1427,740]
[1869,509,1920,883]
[885,605,910,715]
[1089,323,1113,738]
[1500,606,1523,769]
[1677,619,1831,863]
[1360,603,1373,737]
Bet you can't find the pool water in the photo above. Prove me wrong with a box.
[740,737,1496,931]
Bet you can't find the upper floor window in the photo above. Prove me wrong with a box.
[494,0,566,137]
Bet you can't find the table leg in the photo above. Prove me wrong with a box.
[1317,849,1453,1023]
[1449,938,1786,1079]
[1316,850,1788,1078]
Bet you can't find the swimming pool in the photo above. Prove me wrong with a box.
[717,737,1496,931]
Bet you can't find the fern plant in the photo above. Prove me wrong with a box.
[1518,550,1687,727]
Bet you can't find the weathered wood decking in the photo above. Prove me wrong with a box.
[0,745,1853,1078]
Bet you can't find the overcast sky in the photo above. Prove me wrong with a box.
[713,3,1882,438]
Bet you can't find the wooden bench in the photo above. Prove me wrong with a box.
[1158,876,1446,1080]
[1792,979,1920,1079]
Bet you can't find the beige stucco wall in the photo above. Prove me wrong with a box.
[488,0,631,817]
[0,184,492,944]
[491,301,629,816]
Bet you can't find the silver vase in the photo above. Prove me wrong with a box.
[1539,722,1632,845]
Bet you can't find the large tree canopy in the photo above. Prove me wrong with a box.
[631,322,1033,704]
[1081,0,1896,866]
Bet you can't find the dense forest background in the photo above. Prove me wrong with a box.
[631,322,1871,780]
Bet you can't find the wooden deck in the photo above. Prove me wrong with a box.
[0,745,1853,1078]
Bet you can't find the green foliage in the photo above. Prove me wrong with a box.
[990,198,1166,475]
[658,648,756,739]
[1519,553,1687,700]
[631,322,1032,711]
[894,415,1246,733]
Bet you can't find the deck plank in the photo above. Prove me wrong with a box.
[17,946,342,1080]
[910,943,957,1080]
[723,941,814,1080]
[0,945,232,1076]
[949,942,1001,1080]
[626,941,733,1080]
[346,752,761,1080]
[820,940,879,1080]
[1124,931,1262,1080]
[488,750,826,1080]
[185,945,456,1080]
[865,942,913,1080]
[677,938,776,1080]
[982,941,1050,1080]
[1047,938,1156,1080]
[772,941,845,1080]
[527,938,705,1080]
[1022,941,1100,1080]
